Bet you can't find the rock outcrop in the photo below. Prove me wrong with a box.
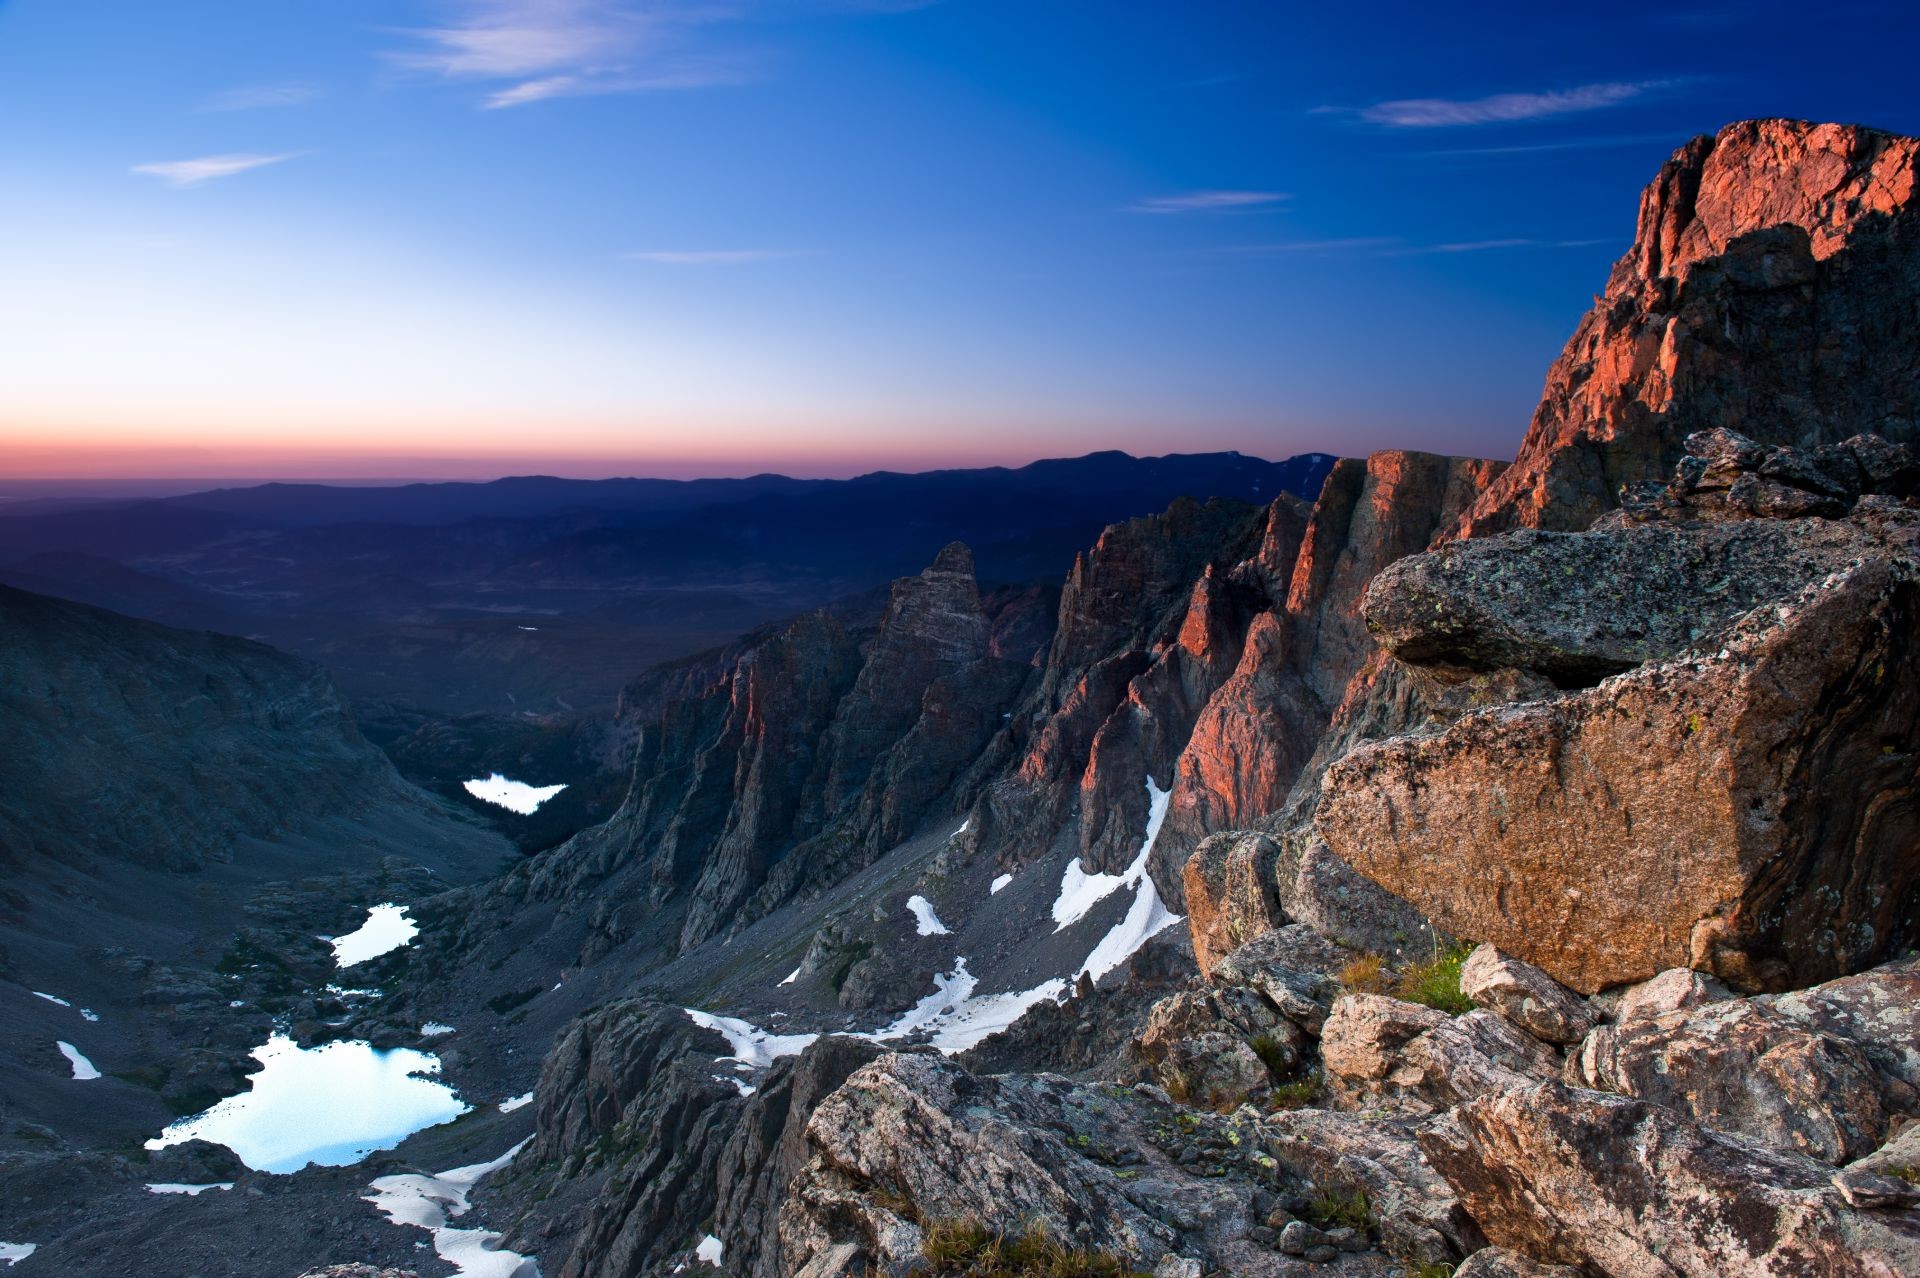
[1323,551,1920,994]
[1422,1082,1920,1276]
[1463,119,1920,535]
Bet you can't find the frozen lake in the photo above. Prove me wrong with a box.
[462,773,567,815]
[331,904,419,967]
[146,1035,468,1173]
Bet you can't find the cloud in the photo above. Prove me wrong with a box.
[1130,189,1288,214]
[1222,237,1402,254]
[620,249,799,264]
[204,84,320,111]
[131,153,302,187]
[391,1,751,107]
[1344,80,1666,128]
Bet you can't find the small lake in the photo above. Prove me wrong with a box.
[146,1035,468,1173]
[331,903,419,967]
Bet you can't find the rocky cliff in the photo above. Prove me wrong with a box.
[1463,118,1920,535]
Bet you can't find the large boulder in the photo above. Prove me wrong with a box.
[780,1052,1178,1274]
[1182,832,1286,977]
[1571,998,1894,1164]
[1420,1081,1920,1276]
[1321,557,1920,993]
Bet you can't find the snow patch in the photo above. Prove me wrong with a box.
[697,1235,725,1264]
[1051,778,1172,934]
[872,959,1067,1055]
[463,773,567,815]
[1074,780,1182,982]
[422,1022,456,1037]
[0,1243,35,1267]
[499,1092,534,1114]
[684,1010,819,1068]
[778,966,801,986]
[905,895,950,936]
[331,904,418,967]
[714,1073,756,1097]
[147,1034,467,1173]
[31,992,69,1007]
[366,1139,538,1278]
[80,1008,98,1022]
[57,1041,100,1080]
[146,1182,233,1196]
[990,873,1013,895]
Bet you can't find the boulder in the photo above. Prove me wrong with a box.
[1365,505,1909,685]
[1420,1081,1920,1276]
[780,1052,1178,1273]
[1572,998,1893,1164]
[1459,945,1594,1046]
[1322,558,1920,993]
[1836,1124,1920,1210]
[1762,956,1920,1097]
[1208,922,1352,1035]
[1607,966,1730,1022]
[1182,832,1286,977]
[1321,996,1560,1115]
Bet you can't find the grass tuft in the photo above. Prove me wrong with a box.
[1392,942,1475,1015]
[1337,953,1387,994]
[920,1217,1152,1277]
[1307,1185,1371,1232]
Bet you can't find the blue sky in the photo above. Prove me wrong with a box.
[1,0,1915,479]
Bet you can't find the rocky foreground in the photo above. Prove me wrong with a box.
[389,119,1920,1278]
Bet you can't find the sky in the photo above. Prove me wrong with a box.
[1,0,1916,481]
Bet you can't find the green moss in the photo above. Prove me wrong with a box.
[1266,1072,1322,1111]
[1887,1163,1920,1184]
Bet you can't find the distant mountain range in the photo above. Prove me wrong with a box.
[0,450,1333,714]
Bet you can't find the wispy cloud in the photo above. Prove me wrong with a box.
[1396,237,1612,254]
[1336,80,1668,128]
[621,249,800,265]
[1130,189,1288,215]
[391,1,752,109]
[131,152,302,187]
[204,83,321,111]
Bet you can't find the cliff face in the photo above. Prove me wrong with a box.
[1464,119,1920,535]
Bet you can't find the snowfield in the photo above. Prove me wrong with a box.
[906,894,950,935]
[57,1041,100,1080]
[366,1139,537,1277]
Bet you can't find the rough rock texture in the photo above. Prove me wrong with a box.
[780,1052,1181,1273]
[1259,1106,1483,1264]
[507,999,746,1278]
[1459,946,1595,1046]
[1366,501,1912,685]
[1572,997,1896,1164]
[711,1036,887,1278]
[1182,832,1285,978]
[0,584,432,871]
[1463,119,1920,535]
[1320,996,1560,1116]
[1322,556,1920,994]
[1761,956,1920,1097]
[1452,1250,1579,1278]
[1422,1081,1920,1276]
[1609,966,1731,1022]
